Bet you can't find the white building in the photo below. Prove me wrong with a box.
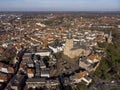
[75,71,92,85]
[35,51,51,57]
[40,69,50,78]
[49,46,64,53]
[27,72,34,78]
[1,68,8,73]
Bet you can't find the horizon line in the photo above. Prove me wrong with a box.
[0,10,120,13]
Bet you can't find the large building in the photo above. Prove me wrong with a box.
[63,29,90,59]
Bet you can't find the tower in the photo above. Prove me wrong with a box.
[66,29,73,49]
[108,31,112,43]
[35,60,40,76]
[63,29,74,57]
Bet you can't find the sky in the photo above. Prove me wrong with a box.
[0,0,120,11]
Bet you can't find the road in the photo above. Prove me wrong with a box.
[89,75,120,90]
[4,49,26,90]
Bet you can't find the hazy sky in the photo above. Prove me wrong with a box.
[0,0,120,11]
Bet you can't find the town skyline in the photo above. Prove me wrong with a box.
[0,0,120,11]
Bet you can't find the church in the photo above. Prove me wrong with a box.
[63,29,90,59]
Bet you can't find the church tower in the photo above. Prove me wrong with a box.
[63,29,74,57]
[108,31,112,43]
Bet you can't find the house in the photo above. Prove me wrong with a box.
[83,75,92,85]
[2,43,8,48]
[27,58,34,68]
[19,63,26,73]
[79,57,91,71]
[22,53,31,62]
[75,71,88,83]
[75,71,92,85]
[46,79,60,87]
[79,56,100,72]
[95,35,105,43]
[36,23,46,28]
[26,68,35,78]
[26,78,46,89]
[1,67,8,73]
[22,52,34,68]
[0,47,4,53]
[0,62,14,74]
[0,73,8,82]
[7,66,14,73]
[87,54,101,64]
[0,62,5,69]
[79,61,92,72]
